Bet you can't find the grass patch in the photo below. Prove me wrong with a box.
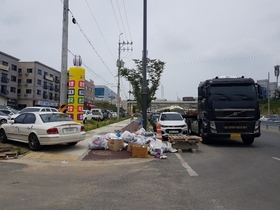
[83,117,130,132]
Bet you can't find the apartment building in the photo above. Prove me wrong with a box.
[1,51,96,110]
[0,51,20,108]
[17,61,61,109]
[84,79,95,109]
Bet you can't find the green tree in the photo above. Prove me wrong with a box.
[120,58,165,109]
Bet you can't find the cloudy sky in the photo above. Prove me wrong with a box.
[1,0,280,100]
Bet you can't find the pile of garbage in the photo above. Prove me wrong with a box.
[88,128,177,159]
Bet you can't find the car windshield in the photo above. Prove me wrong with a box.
[40,113,73,123]
[160,113,183,121]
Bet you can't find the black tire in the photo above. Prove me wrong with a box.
[28,133,41,151]
[68,142,78,146]
[83,118,87,124]
[242,137,254,145]
[200,124,210,144]
[0,119,7,124]
[0,128,8,143]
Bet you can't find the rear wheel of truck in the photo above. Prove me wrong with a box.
[200,125,210,144]
[242,137,254,145]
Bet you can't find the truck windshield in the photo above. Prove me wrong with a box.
[210,85,256,101]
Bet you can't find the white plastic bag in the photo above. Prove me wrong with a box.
[135,128,146,136]
[149,139,168,152]
[104,133,119,140]
[120,130,135,142]
[166,141,177,153]
[88,136,108,150]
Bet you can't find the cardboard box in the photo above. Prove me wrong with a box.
[108,139,124,151]
[127,142,142,152]
[132,145,148,158]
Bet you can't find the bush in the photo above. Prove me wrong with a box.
[83,116,130,132]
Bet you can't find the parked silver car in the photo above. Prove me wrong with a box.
[10,107,59,119]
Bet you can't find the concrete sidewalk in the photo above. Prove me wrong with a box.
[23,119,139,162]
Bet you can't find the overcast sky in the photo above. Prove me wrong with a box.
[1,0,280,100]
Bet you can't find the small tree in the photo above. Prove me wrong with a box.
[120,58,165,109]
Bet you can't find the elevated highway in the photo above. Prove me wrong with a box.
[123,100,197,111]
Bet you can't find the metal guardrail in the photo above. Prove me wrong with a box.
[261,121,280,132]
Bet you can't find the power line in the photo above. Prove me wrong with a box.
[110,0,122,34]
[68,49,113,85]
[84,0,115,60]
[116,0,128,41]
[68,10,117,82]
[122,0,132,41]
[167,53,280,66]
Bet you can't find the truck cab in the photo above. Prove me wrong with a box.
[188,75,262,145]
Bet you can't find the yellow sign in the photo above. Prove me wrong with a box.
[67,67,85,123]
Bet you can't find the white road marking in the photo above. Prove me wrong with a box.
[272,157,280,161]
[175,153,198,176]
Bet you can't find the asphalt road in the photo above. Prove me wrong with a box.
[0,129,279,210]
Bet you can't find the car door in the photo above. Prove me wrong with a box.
[18,113,36,143]
[6,114,27,140]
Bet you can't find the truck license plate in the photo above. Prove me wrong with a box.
[230,133,241,139]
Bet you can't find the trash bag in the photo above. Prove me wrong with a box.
[121,130,135,142]
[88,136,108,150]
[166,141,177,153]
[135,128,146,136]
[104,133,120,140]
[149,139,168,152]
[134,135,147,145]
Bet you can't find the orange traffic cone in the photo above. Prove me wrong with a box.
[156,123,162,141]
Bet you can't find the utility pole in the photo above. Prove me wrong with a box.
[142,0,148,130]
[268,72,270,116]
[116,33,133,120]
[60,0,69,112]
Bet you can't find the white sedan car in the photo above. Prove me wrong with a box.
[0,112,86,151]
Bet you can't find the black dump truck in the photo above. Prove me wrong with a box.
[186,76,263,145]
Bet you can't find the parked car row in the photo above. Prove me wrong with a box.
[83,109,127,123]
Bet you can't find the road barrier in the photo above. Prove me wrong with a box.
[261,121,280,132]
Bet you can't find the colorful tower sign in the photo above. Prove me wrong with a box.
[67,55,85,123]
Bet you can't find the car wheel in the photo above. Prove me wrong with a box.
[0,128,8,143]
[68,142,78,146]
[0,119,7,124]
[242,137,254,145]
[28,133,41,151]
[83,118,87,124]
[200,124,210,144]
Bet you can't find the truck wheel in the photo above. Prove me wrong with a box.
[242,137,254,145]
[200,125,210,144]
